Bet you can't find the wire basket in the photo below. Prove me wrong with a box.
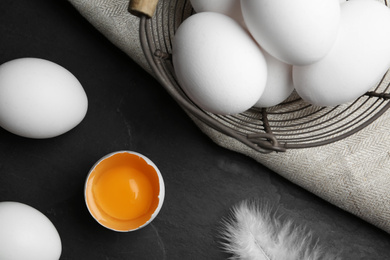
[135,0,390,153]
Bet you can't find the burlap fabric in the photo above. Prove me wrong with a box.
[68,0,390,233]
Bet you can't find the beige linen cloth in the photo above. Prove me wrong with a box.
[69,0,390,233]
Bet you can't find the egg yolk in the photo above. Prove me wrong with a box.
[93,166,153,220]
[85,152,161,231]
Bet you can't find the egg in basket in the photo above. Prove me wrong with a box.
[129,0,390,153]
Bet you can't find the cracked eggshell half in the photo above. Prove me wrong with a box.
[85,151,165,232]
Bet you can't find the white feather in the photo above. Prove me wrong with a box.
[219,200,341,260]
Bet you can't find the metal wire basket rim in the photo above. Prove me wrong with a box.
[138,0,390,153]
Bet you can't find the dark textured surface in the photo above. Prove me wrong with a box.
[0,0,389,259]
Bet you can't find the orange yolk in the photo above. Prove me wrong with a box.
[93,166,153,220]
[85,152,160,231]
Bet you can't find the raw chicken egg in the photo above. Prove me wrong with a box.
[190,0,245,27]
[0,201,62,260]
[172,12,267,115]
[293,0,390,106]
[0,57,88,138]
[254,50,294,108]
[241,0,341,65]
[85,151,165,232]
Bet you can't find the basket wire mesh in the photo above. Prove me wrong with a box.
[139,0,390,153]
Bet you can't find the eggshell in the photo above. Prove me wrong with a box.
[0,202,62,260]
[85,151,165,232]
[241,0,341,65]
[172,12,267,115]
[0,58,88,138]
[190,0,245,27]
[293,0,390,107]
[254,50,294,108]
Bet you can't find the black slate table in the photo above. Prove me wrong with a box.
[0,0,389,259]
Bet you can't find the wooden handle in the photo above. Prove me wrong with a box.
[128,0,159,18]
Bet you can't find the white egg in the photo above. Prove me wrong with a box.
[0,202,62,260]
[190,0,245,27]
[254,50,294,108]
[293,0,390,107]
[0,58,88,138]
[241,0,341,65]
[172,12,267,115]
